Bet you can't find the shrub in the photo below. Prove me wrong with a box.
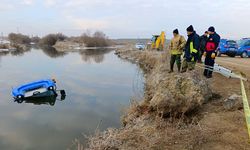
[8,33,31,44]
[39,33,67,46]
[79,31,111,47]
[30,36,41,44]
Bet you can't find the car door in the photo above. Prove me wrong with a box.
[244,40,250,56]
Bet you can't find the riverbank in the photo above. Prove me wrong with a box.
[0,43,29,51]
[52,40,119,52]
[82,49,250,150]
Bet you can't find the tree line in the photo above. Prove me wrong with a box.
[7,31,111,47]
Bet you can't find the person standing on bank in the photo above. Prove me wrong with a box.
[198,31,209,63]
[204,26,220,78]
[169,29,186,73]
[181,25,200,72]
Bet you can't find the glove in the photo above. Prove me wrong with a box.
[211,53,216,59]
[203,52,207,57]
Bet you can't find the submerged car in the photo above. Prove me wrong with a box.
[217,39,238,57]
[237,38,250,58]
[12,79,57,100]
[12,79,66,105]
[135,43,145,50]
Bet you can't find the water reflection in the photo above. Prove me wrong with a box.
[14,91,66,106]
[0,48,31,57]
[10,48,31,56]
[16,95,57,106]
[79,49,113,63]
[0,51,9,56]
[40,46,67,58]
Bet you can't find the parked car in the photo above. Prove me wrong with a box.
[135,43,145,50]
[217,39,238,57]
[237,38,250,58]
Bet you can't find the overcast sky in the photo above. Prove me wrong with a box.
[0,0,249,39]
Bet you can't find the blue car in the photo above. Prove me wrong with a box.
[217,39,238,57]
[12,79,57,100]
[237,38,250,58]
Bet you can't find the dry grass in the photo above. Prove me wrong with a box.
[73,49,250,150]
[0,44,9,49]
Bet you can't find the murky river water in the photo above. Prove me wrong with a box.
[0,48,143,150]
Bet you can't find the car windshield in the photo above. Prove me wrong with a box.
[226,40,236,45]
[238,40,248,46]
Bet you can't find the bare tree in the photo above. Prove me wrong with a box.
[8,33,31,44]
[39,33,68,46]
[79,31,110,47]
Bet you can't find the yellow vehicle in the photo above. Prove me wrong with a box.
[150,31,165,50]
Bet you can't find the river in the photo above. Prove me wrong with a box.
[0,47,143,150]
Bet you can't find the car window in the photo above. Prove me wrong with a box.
[226,40,236,45]
[238,40,245,46]
[238,40,250,46]
[244,40,250,46]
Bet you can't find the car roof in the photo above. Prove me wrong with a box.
[220,39,236,42]
[226,40,236,42]
[239,38,250,42]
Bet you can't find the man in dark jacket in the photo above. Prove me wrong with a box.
[203,26,220,78]
[198,31,208,63]
[181,25,200,72]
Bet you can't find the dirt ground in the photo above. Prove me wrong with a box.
[193,56,250,149]
[212,56,250,103]
[200,55,250,97]
[216,56,250,77]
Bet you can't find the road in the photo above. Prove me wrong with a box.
[216,56,250,78]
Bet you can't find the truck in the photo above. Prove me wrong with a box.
[148,31,166,50]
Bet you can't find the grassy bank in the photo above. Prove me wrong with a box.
[70,47,250,150]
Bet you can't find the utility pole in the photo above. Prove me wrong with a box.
[1,32,3,44]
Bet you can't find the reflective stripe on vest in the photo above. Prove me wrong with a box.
[190,42,198,53]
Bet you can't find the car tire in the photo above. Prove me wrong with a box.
[241,52,248,58]
[15,95,24,103]
[48,86,54,91]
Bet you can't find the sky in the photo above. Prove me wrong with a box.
[0,0,250,39]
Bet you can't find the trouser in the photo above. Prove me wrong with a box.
[204,54,215,78]
[170,54,181,72]
[198,49,204,62]
[182,58,196,72]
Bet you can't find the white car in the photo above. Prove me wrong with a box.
[135,43,145,50]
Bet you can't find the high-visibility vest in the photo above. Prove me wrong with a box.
[190,42,198,61]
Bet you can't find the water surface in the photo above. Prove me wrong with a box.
[0,48,143,150]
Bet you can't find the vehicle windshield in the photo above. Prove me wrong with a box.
[237,40,247,46]
[226,40,237,46]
